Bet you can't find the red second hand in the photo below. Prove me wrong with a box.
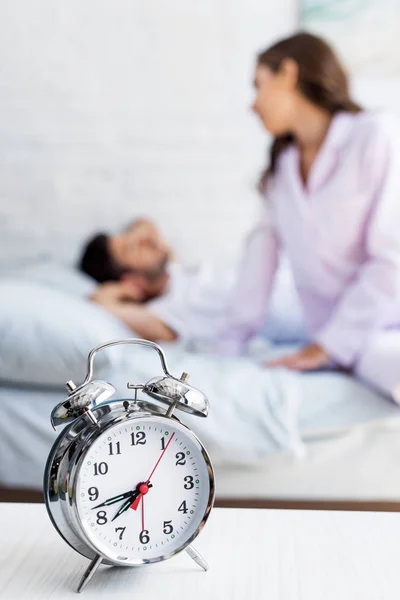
[130,432,175,511]
[146,431,175,483]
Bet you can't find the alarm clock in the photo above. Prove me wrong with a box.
[44,338,215,593]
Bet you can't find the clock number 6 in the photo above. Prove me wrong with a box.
[139,530,150,544]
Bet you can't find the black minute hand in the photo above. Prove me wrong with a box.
[92,490,135,510]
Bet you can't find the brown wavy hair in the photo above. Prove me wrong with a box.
[257,32,362,193]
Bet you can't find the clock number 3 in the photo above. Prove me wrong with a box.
[184,475,194,489]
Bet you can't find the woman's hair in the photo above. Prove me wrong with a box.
[257,32,362,193]
[79,233,124,283]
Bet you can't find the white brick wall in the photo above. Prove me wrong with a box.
[0,0,297,266]
[1,2,398,268]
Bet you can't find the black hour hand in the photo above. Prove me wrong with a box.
[92,490,134,510]
[111,491,138,522]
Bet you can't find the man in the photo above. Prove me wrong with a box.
[79,219,178,342]
[80,218,305,349]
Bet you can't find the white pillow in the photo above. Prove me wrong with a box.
[0,280,132,387]
[7,258,97,297]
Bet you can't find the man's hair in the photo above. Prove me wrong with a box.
[79,233,124,283]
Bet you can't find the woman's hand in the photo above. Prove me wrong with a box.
[266,343,331,371]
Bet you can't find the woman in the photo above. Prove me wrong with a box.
[218,32,400,400]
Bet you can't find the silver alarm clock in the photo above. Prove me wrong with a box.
[44,338,215,593]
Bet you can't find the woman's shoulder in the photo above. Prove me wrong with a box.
[351,110,400,148]
[339,110,400,175]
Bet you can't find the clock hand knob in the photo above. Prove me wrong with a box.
[130,483,150,511]
[111,483,153,521]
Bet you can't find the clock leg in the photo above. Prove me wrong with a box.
[186,545,209,571]
[77,554,103,593]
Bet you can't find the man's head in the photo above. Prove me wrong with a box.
[79,219,171,300]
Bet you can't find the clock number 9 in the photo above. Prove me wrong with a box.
[139,530,150,544]
[88,487,99,502]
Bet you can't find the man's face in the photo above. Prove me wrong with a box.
[109,219,170,278]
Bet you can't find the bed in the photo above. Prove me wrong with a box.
[1,367,400,510]
[1,262,400,510]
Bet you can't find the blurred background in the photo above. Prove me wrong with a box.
[1,0,398,267]
[2,0,400,509]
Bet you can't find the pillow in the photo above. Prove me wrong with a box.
[7,258,97,297]
[0,280,133,387]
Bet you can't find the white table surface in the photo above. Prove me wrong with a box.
[1,503,400,599]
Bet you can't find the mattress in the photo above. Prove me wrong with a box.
[216,419,400,501]
[1,368,400,501]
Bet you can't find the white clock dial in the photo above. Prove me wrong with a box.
[75,415,212,564]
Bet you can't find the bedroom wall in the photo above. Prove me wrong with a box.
[0,0,297,266]
[0,1,399,266]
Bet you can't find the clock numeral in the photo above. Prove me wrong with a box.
[96,511,108,525]
[108,441,121,455]
[93,462,108,476]
[160,436,165,450]
[175,452,186,466]
[88,486,99,501]
[163,520,173,535]
[178,500,188,515]
[115,527,126,540]
[139,530,150,544]
[184,475,194,490]
[131,431,146,446]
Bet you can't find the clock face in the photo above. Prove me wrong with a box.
[75,415,213,564]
